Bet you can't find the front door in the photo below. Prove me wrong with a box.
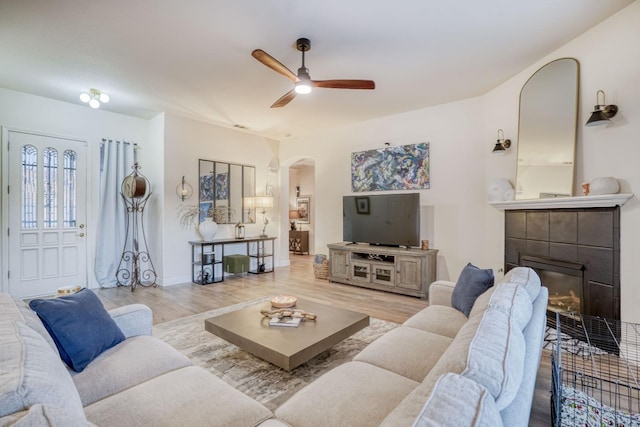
[7,130,88,298]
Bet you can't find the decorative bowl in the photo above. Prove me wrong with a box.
[270,295,298,308]
[56,285,82,297]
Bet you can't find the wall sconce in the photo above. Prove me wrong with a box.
[586,90,618,126]
[492,129,511,153]
[176,176,193,201]
[79,88,110,109]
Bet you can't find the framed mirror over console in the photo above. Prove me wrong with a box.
[199,159,256,224]
[516,58,579,200]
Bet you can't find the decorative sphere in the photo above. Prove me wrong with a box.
[589,177,619,195]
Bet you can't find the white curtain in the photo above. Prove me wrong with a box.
[94,139,136,287]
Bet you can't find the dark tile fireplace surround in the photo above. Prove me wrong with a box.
[504,207,620,320]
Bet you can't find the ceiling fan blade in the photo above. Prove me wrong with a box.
[312,80,375,90]
[271,89,297,108]
[252,49,299,83]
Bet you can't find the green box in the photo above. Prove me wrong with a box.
[223,254,250,274]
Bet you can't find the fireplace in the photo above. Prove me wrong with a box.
[504,206,620,320]
[521,256,584,315]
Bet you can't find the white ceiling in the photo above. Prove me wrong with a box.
[0,0,633,140]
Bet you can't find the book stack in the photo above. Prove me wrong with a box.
[269,316,302,328]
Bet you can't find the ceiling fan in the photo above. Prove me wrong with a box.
[251,38,375,108]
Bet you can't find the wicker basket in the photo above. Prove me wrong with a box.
[313,259,330,280]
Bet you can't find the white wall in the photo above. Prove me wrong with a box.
[280,1,640,322]
[0,87,150,291]
[483,1,640,323]
[161,113,280,285]
[281,97,485,281]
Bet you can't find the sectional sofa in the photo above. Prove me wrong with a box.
[0,266,548,426]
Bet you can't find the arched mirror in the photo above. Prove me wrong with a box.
[515,58,579,200]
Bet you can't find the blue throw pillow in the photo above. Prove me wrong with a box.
[451,263,495,317]
[29,289,125,372]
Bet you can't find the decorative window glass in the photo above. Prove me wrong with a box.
[63,150,77,228]
[43,147,58,229]
[21,145,38,229]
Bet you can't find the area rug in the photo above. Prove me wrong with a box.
[153,297,398,410]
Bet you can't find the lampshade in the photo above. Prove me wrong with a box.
[254,196,273,209]
[585,108,613,126]
[243,197,255,209]
[492,142,506,153]
[289,210,300,219]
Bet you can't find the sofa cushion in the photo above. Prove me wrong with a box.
[0,321,86,421]
[468,286,496,319]
[29,289,125,372]
[488,282,533,330]
[451,263,494,317]
[502,267,541,301]
[462,308,526,410]
[378,314,484,427]
[402,305,468,338]
[275,361,419,427]
[413,373,502,427]
[0,404,96,426]
[84,366,273,427]
[0,294,58,354]
[71,335,193,406]
[354,327,453,382]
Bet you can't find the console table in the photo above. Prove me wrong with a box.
[189,236,276,285]
[327,242,437,298]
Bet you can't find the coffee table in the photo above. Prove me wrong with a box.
[204,298,370,371]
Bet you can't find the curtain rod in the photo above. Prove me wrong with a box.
[101,139,138,150]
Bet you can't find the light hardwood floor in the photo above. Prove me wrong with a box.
[95,255,552,426]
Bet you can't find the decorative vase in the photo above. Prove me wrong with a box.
[488,178,515,202]
[198,218,218,241]
[589,177,619,196]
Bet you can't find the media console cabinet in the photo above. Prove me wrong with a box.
[327,242,437,298]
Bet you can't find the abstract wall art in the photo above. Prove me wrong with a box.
[351,143,430,192]
[215,172,229,200]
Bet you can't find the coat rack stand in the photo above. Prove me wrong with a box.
[116,163,157,291]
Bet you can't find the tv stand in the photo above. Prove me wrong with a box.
[327,242,437,299]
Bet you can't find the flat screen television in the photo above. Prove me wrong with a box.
[343,193,420,247]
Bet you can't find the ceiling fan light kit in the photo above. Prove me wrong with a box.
[252,37,375,108]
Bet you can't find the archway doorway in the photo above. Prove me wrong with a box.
[288,158,315,258]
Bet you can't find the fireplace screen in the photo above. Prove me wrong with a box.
[520,255,585,316]
[544,271,583,314]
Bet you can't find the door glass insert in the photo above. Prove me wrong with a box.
[63,150,77,228]
[21,144,38,229]
[43,147,58,229]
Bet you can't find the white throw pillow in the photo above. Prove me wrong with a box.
[0,321,86,420]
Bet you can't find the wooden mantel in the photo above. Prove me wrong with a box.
[489,193,633,210]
